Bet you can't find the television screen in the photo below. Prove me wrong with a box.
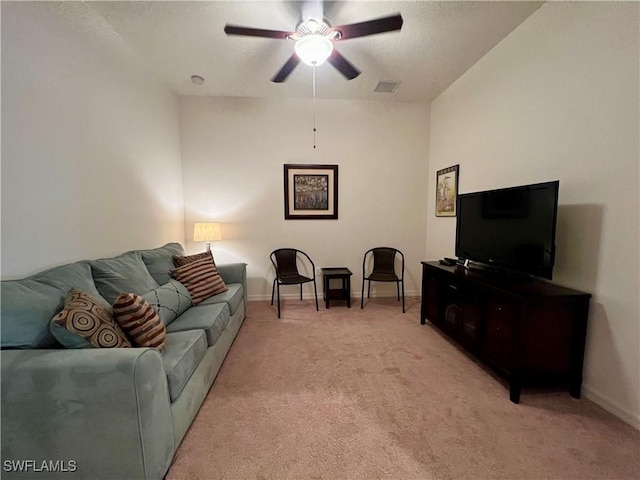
[455,180,559,279]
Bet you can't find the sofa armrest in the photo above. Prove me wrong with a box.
[217,263,248,308]
[1,348,174,480]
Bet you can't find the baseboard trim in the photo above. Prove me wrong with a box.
[582,384,640,431]
[248,292,421,302]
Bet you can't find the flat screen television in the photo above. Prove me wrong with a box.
[455,180,560,279]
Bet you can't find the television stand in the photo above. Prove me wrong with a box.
[420,261,591,403]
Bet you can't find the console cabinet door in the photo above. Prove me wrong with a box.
[423,274,441,324]
[442,281,482,351]
[442,282,463,335]
[484,297,516,372]
[460,293,482,351]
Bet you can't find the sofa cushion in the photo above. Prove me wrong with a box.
[142,280,192,327]
[1,280,65,349]
[162,330,207,402]
[36,261,109,306]
[50,289,132,349]
[140,243,185,285]
[170,258,228,306]
[166,302,231,347]
[91,251,159,304]
[199,283,244,316]
[113,293,167,352]
[1,261,111,349]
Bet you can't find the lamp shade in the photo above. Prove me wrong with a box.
[193,222,222,242]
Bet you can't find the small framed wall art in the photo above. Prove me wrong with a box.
[284,164,338,220]
[435,164,459,217]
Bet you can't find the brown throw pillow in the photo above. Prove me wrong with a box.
[51,288,132,348]
[172,250,216,267]
[170,257,228,305]
[113,293,167,352]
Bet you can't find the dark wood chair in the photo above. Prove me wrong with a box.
[361,247,405,313]
[270,248,319,318]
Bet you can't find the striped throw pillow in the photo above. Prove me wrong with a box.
[170,257,228,305]
[113,293,167,352]
[172,250,216,268]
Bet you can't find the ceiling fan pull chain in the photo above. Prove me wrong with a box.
[312,65,317,149]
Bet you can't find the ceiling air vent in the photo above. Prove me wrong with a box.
[374,81,400,93]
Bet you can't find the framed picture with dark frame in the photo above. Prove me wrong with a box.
[435,164,459,217]
[284,164,338,220]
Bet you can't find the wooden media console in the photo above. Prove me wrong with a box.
[420,261,591,403]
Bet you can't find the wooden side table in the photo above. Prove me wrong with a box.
[321,268,353,309]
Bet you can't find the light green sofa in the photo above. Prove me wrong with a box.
[0,243,247,479]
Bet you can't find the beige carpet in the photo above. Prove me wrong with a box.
[166,298,640,480]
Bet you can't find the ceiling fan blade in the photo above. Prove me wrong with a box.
[272,54,301,83]
[333,14,403,40]
[327,50,360,80]
[224,24,293,39]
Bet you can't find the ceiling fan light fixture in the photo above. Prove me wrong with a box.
[294,34,333,66]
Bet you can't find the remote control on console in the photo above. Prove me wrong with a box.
[439,257,457,266]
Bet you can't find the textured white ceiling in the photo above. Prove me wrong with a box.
[58,1,544,103]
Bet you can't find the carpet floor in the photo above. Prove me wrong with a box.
[166,298,640,480]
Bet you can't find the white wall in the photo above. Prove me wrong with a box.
[179,96,429,301]
[427,2,639,427]
[1,2,185,278]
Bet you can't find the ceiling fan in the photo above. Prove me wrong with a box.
[224,9,403,83]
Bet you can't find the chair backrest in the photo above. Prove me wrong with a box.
[364,247,404,278]
[270,248,315,278]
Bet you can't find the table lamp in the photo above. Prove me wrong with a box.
[193,222,222,252]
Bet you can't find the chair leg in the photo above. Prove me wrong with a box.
[313,278,319,311]
[300,284,303,301]
[396,281,400,301]
[367,281,371,299]
[276,282,281,318]
[401,280,405,313]
[271,279,276,305]
[361,279,365,309]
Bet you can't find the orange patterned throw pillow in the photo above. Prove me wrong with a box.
[51,288,132,348]
[113,293,167,352]
[170,255,228,305]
